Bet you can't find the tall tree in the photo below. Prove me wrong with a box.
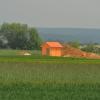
[0,23,42,49]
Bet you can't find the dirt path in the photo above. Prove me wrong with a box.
[63,44,100,59]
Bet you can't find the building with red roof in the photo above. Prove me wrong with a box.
[41,42,63,56]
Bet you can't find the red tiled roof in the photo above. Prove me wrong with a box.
[46,42,63,48]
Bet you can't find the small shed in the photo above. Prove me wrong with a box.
[41,42,63,57]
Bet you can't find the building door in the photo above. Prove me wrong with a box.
[46,48,50,56]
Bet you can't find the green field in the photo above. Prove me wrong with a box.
[0,50,100,100]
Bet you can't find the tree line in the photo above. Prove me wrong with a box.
[0,23,42,50]
[65,41,100,54]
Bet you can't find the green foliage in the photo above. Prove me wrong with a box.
[0,49,100,63]
[81,43,100,54]
[68,41,80,48]
[0,23,42,50]
[0,83,100,100]
[0,51,99,99]
[0,61,99,99]
[27,28,42,50]
[82,44,94,52]
[0,62,100,83]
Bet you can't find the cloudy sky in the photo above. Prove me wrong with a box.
[0,0,100,28]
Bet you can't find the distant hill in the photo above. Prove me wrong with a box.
[37,28,100,43]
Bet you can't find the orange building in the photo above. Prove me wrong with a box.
[41,42,63,57]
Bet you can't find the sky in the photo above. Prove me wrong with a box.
[0,0,100,28]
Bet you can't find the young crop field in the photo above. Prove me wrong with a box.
[0,50,100,100]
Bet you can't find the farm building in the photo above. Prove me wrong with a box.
[41,41,100,59]
[41,42,63,56]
